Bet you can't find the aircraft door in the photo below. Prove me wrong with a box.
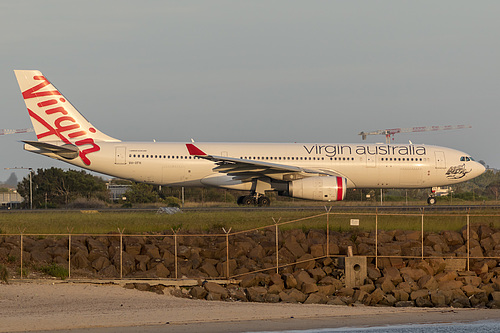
[435,151,446,169]
[115,146,127,165]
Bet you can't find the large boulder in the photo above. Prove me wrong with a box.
[365,288,385,306]
[294,270,315,288]
[279,288,307,303]
[304,293,327,304]
[418,275,439,290]
[204,282,228,299]
[246,286,268,302]
[383,267,402,284]
[285,240,306,259]
[71,250,90,269]
[442,231,464,246]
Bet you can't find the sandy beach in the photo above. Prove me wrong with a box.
[1,281,500,333]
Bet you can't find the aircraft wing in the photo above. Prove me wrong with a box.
[186,143,344,182]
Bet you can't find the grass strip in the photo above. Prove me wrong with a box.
[0,209,498,235]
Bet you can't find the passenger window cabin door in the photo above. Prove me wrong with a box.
[115,146,126,165]
[435,151,446,169]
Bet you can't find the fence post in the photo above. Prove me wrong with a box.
[272,218,281,275]
[467,210,470,271]
[20,231,23,280]
[375,208,378,269]
[223,228,232,279]
[171,228,179,280]
[421,208,425,260]
[67,228,73,279]
[118,228,124,279]
[325,206,332,257]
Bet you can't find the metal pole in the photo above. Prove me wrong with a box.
[120,230,123,279]
[326,210,330,257]
[20,233,23,280]
[467,212,470,271]
[272,218,281,274]
[223,227,232,279]
[226,232,230,279]
[68,233,71,279]
[29,169,33,210]
[181,187,185,206]
[375,209,378,269]
[173,230,178,279]
[325,206,332,257]
[421,210,424,260]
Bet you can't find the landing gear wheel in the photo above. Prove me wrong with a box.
[257,196,271,207]
[242,196,256,206]
[427,197,436,205]
[237,196,245,205]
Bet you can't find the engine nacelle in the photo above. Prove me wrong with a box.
[288,176,347,201]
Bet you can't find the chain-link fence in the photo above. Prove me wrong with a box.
[1,209,499,280]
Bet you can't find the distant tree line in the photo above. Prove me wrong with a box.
[17,168,109,208]
[16,167,500,208]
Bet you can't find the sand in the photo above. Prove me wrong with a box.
[1,281,500,332]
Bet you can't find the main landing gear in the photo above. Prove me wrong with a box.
[237,194,271,207]
[427,196,436,205]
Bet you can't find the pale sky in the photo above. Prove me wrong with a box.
[1,1,499,182]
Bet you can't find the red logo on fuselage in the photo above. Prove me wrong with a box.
[22,75,100,166]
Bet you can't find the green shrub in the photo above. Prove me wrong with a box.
[164,196,181,208]
[121,202,133,208]
[66,197,107,209]
[19,267,29,278]
[0,264,8,283]
[39,263,69,280]
[207,222,228,232]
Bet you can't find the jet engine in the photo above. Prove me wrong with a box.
[287,176,347,201]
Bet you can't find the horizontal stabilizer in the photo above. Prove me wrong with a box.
[23,140,79,159]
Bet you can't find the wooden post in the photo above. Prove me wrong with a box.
[171,228,179,280]
[325,206,332,257]
[118,228,124,279]
[375,209,378,269]
[467,211,470,271]
[272,218,281,274]
[223,227,232,279]
[20,232,23,280]
[421,208,424,260]
[67,227,74,280]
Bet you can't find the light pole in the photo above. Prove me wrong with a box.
[5,167,33,209]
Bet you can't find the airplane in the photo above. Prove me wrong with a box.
[14,70,486,206]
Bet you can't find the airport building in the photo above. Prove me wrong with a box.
[0,191,23,209]
[107,184,131,201]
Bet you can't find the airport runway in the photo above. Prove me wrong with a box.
[1,204,498,214]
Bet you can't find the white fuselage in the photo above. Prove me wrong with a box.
[31,141,485,191]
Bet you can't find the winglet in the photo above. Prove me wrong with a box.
[186,143,207,156]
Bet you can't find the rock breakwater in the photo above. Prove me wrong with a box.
[1,224,500,308]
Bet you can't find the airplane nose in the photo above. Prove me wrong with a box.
[474,162,486,176]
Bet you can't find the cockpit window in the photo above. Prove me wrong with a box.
[460,156,472,162]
